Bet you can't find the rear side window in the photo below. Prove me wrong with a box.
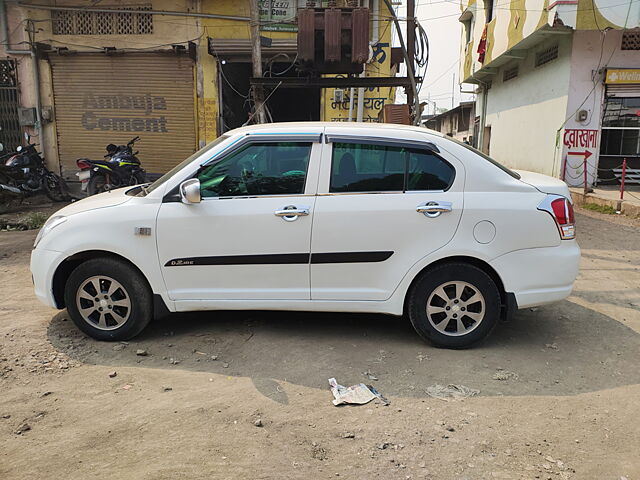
[198,142,311,197]
[407,150,455,191]
[446,136,521,179]
[330,142,455,193]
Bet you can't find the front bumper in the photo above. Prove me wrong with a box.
[490,240,580,309]
[30,247,64,308]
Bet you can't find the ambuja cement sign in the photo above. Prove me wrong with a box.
[81,93,169,133]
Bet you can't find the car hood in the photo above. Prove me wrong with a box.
[56,187,133,217]
[514,170,571,199]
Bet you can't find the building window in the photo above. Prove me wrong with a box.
[460,11,474,47]
[485,0,495,23]
[601,97,640,156]
[535,44,559,67]
[51,5,153,35]
[0,60,22,152]
[503,65,519,82]
[622,30,640,50]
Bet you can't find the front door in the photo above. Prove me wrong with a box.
[156,140,320,301]
[310,133,464,301]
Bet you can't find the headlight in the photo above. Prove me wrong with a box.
[33,215,67,249]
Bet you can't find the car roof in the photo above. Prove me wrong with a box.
[228,121,445,139]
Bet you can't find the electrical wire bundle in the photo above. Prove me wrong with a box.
[413,20,429,96]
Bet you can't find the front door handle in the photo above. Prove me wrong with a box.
[274,205,310,222]
[416,201,453,218]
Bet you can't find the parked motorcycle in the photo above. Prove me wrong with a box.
[0,164,23,214]
[76,136,146,196]
[0,134,69,207]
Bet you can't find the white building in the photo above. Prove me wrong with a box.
[459,0,639,187]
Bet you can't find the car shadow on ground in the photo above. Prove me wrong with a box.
[46,299,640,402]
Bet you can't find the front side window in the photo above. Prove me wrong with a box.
[330,142,455,193]
[198,142,312,198]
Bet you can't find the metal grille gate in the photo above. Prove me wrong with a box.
[0,60,22,152]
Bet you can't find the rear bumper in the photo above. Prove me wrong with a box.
[490,240,580,309]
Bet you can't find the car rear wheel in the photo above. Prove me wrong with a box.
[64,257,152,341]
[407,263,501,349]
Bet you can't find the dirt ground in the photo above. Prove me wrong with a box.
[0,205,639,480]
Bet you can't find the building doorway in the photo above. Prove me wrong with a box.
[0,60,22,152]
[598,95,640,185]
[219,62,321,132]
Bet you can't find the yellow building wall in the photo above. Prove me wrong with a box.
[13,0,203,169]
[9,0,398,171]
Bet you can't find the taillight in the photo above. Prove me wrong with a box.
[76,159,91,169]
[538,195,575,240]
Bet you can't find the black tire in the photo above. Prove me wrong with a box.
[42,172,69,202]
[134,170,146,184]
[87,172,109,195]
[64,257,153,341]
[407,262,501,349]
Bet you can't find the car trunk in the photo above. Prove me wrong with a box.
[514,170,572,200]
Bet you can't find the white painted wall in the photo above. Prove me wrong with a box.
[483,35,573,176]
[562,30,640,187]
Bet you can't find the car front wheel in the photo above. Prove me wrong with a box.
[64,257,153,341]
[407,263,501,348]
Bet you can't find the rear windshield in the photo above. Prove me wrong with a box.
[446,137,521,179]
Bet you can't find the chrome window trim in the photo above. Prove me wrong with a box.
[317,191,405,196]
[201,193,316,201]
[316,189,447,196]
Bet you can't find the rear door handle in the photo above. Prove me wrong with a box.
[416,201,453,218]
[274,205,310,222]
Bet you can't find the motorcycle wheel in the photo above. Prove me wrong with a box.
[43,172,70,202]
[0,173,23,214]
[87,172,111,195]
[134,171,147,184]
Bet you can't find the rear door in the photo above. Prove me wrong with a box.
[310,128,464,300]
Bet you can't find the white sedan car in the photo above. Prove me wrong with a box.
[31,123,580,348]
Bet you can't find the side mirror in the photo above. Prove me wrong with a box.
[0,143,4,152]
[179,178,201,204]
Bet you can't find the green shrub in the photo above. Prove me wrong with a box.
[20,211,48,230]
[582,203,617,215]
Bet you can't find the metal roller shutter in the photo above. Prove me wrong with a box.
[50,53,196,178]
[606,84,640,98]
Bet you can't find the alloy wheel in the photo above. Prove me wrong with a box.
[426,281,486,336]
[75,275,131,330]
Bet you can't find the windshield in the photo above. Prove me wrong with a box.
[141,135,230,195]
[445,136,521,179]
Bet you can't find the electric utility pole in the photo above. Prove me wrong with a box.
[406,0,416,118]
[249,0,267,123]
